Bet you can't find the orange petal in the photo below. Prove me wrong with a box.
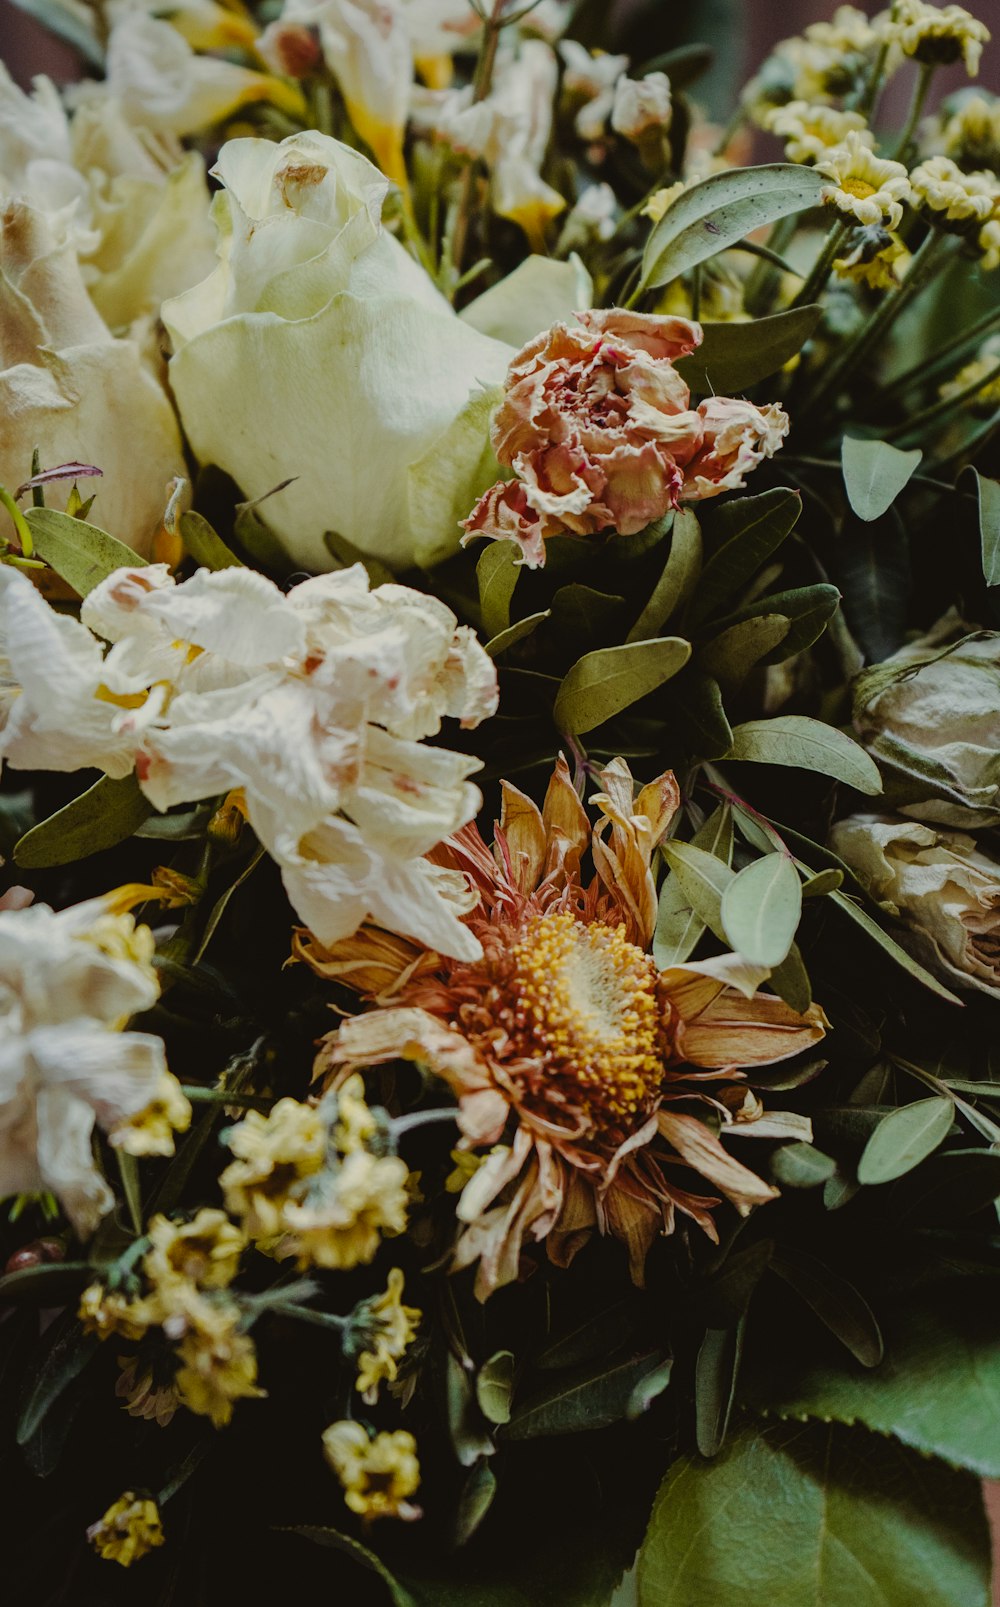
[657,1110,778,1214]
[675,992,828,1069]
[498,780,546,893]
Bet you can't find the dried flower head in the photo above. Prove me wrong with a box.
[144,1209,245,1292]
[889,0,990,74]
[834,224,910,288]
[910,155,999,226]
[87,1493,164,1567]
[350,1267,421,1403]
[323,1421,421,1521]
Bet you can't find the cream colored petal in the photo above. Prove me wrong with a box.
[657,1109,778,1214]
[498,779,547,893]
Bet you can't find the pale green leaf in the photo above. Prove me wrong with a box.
[653,804,732,967]
[856,1097,955,1185]
[675,304,822,394]
[770,1142,836,1188]
[802,868,843,897]
[659,841,734,943]
[554,638,691,736]
[24,506,145,597]
[14,774,152,868]
[476,1351,516,1426]
[688,488,801,628]
[725,715,883,795]
[637,1421,991,1607]
[964,467,1000,588]
[721,853,802,967]
[627,509,701,641]
[477,539,520,639]
[841,436,922,522]
[484,610,551,657]
[180,509,244,570]
[641,163,827,290]
[698,614,791,686]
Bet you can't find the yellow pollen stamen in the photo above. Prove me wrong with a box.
[508,910,669,1127]
[842,177,876,200]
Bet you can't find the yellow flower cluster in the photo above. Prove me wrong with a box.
[910,155,999,226]
[352,1268,421,1404]
[890,0,990,74]
[220,1079,411,1271]
[322,1421,422,1522]
[936,92,1000,168]
[110,1071,193,1158]
[816,131,912,227]
[939,351,1000,412]
[765,101,872,164]
[87,1493,165,1568]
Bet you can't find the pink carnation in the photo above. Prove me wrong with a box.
[462,310,789,569]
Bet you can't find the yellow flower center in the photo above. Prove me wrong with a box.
[509,909,669,1128]
[841,177,877,200]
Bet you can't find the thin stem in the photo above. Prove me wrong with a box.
[181,1086,274,1110]
[893,61,934,160]
[883,360,1000,441]
[447,0,507,290]
[858,37,890,118]
[878,301,1000,402]
[932,405,1000,473]
[392,1106,459,1139]
[790,218,851,310]
[266,1301,348,1333]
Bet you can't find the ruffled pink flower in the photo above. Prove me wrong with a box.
[462,309,788,568]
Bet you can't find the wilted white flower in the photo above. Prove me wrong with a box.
[887,0,990,75]
[0,898,185,1235]
[815,130,912,226]
[853,614,1000,826]
[610,72,672,144]
[163,131,511,571]
[557,182,617,251]
[0,561,498,958]
[830,813,1000,997]
[0,201,185,552]
[764,100,873,164]
[558,40,628,141]
[481,40,567,248]
[910,154,998,226]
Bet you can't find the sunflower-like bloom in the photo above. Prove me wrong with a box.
[323,1421,421,1521]
[888,0,990,75]
[910,155,999,227]
[815,130,912,227]
[303,759,826,1300]
[765,101,873,165]
[87,1493,164,1567]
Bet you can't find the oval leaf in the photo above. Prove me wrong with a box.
[554,637,690,735]
[180,509,244,570]
[641,163,827,289]
[841,436,922,522]
[721,853,802,966]
[964,466,1000,588]
[503,1351,667,1440]
[675,304,823,394]
[24,506,145,597]
[14,774,152,868]
[725,715,883,795]
[688,488,801,628]
[857,1097,955,1185]
[627,509,701,641]
[659,840,735,943]
[770,1246,884,1367]
[770,1142,837,1189]
[476,1350,515,1426]
[477,539,520,639]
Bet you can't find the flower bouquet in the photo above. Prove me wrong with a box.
[2,0,1000,1601]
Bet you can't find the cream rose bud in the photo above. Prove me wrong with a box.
[830,813,1000,998]
[0,200,185,555]
[853,613,1000,828]
[163,131,511,572]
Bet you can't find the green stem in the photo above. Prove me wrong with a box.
[180,1086,274,1110]
[267,1301,348,1333]
[690,262,703,321]
[745,212,801,314]
[0,486,33,556]
[392,1106,459,1139]
[877,302,1000,402]
[858,37,890,118]
[789,218,851,310]
[883,360,1000,441]
[893,61,934,160]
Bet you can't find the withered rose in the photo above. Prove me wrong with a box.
[462,310,788,568]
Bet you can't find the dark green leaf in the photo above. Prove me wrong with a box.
[715,583,841,662]
[180,509,244,569]
[14,773,153,868]
[637,1421,991,1607]
[554,638,691,735]
[675,305,823,394]
[503,1351,667,1440]
[688,488,801,628]
[17,1309,99,1445]
[841,437,922,522]
[454,1460,498,1548]
[627,509,701,640]
[477,540,520,639]
[857,1098,955,1185]
[323,530,395,586]
[828,889,962,1004]
[641,164,826,289]
[24,506,145,596]
[698,615,791,685]
[535,1300,640,1371]
[284,1528,417,1605]
[769,942,813,1013]
[552,584,626,640]
[769,1246,883,1367]
[660,671,733,760]
[699,1239,773,1327]
[484,610,551,658]
[725,716,882,794]
[836,519,911,662]
[888,1147,1000,1226]
[447,1352,495,1467]
[695,1320,746,1457]
[0,1262,91,1307]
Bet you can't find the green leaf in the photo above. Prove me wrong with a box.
[857,1098,955,1185]
[802,868,843,898]
[841,437,922,522]
[503,1352,668,1440]
[742,1278,1000,1478]
[24,506,145,597]
[535,1300,640,1371]
[641,163,827,290]
[714,583,841,662]
[180,509,244,569]
[653,804,732,967]
[659,841,734,944]
[660,671,733,760]
[447,1351,495,1467]
[888,1147,1000,1225]
[476,1351,516,1426]
[323,530,396,586]
[477,540,520,639]
[827,890,962,1004]
[284,1528,417,1606]
[0,1262,91,1307]
[484,610,551,658]
[16,1308,98,1446]
[552,584,625,640]
[14,773,152,868]
[770,1143,836,1189]
[769,1246,883,1367]
[627,509,701,641]
[454,1459,498,1548]
[724,716,883,795]
[698,614,791,686]
[769,941,813,1013]
[695,1321,746,1457]
[721,853,802,967]
[964,467,1000,588]
[835,519,911,662]
[688,488,801,629]
[637,1421,991,1607]
[554,638,691,736]
[675,305,823,394]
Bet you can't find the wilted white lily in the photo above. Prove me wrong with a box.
[163,131,511,570]
[0,898,188,1236]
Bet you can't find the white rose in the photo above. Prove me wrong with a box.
[830,812,1000,997]
[853,611,1000,828]
[0,200,185,553]
[163,131,513,571]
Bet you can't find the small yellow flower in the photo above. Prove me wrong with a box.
[79,1282,151,1344]
[87,1493,165,1567]
[81,908,157,974]
[765,101,873,164]
[220,1098,327,1241]
[804,4,881,54]
[323,1421,421,1522]
[445,1147,485,1194]
[174,1316,265,1428]
[642,181,687,224]
[281,1148,410,1271]
[834,225,911,289]
[144,1209,245,1292]
[353,1268,421,1404]
[890,0,990,75]
[110,1072,192,1158]
[333,1073,378,1155]
[936,91,1000,167]
[939,351,1000,412]
[979,215,1000,269]
[816,130,912,226]
[910,155,999,227]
